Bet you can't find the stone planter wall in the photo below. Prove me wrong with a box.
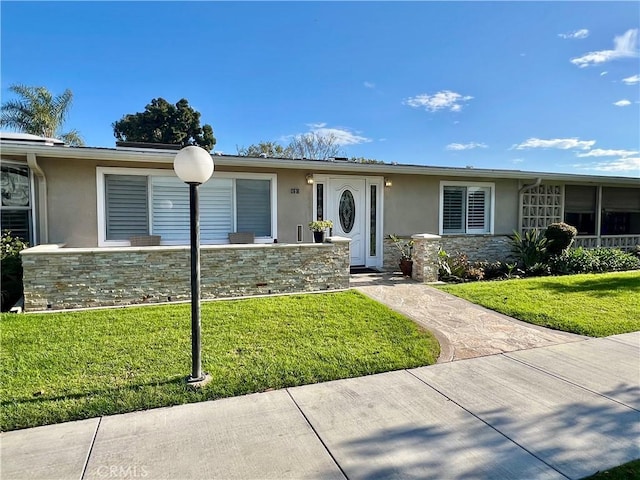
[439,235,513,263]
[21,237,351,311]
[411,234,441,282]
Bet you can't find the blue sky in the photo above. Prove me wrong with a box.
[2,1,639,176]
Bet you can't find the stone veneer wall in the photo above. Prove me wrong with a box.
[382,233,440,282]
[439,235,512,263]
[21,238,351,311]
[411,234,441,282]
[382,235,413,271]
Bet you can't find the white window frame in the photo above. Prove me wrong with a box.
[439,181,495,235]
[97,167,277,247]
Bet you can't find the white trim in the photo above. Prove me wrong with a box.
[96,167,277,247]
[3,142,637,185]
[439,181,495,235]
[313,174,384,268]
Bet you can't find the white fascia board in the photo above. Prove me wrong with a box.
[1,142,638,186]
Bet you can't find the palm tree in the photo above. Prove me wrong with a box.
[0,84,84,146]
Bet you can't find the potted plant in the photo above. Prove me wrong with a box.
[309,220,333,243]
[389,234,414,277]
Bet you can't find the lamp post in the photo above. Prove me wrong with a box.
[173,145,214,386]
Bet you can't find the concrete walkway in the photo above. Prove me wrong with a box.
[2,333,639,480]
[352,273,586,361]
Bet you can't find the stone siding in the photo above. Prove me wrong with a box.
[411,234,441,282]
[383,235,414,271]
[440,235,512,263]
[21,239,350,311]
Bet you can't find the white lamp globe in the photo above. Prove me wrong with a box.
[173,145,214,184]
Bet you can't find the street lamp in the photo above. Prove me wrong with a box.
[174,145,214,387]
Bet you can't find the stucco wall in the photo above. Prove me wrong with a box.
[37,156,317,247]
[21,239,350,311]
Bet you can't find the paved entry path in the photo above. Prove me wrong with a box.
[351,273,586,362]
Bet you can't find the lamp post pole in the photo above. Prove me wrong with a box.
[188,182,203,381]
[174,146,214,387]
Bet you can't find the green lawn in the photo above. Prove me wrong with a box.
[0,291,439,431]
[437,271,640,337]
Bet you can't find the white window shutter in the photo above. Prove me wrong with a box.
[466,187,489,234]
[443,187,465,233]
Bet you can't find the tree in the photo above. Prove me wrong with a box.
[287,132,341,160]
[237,132,342,160]
[0,84,84,145]
[112,98,216,152]
[236,141,291,158]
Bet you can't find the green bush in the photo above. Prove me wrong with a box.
[438,251,508,282]
[544,222,577,256]
[1,230,28,311]
[550,247,640,275]
[510,229,548,272]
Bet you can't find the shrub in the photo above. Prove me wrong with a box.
[438,251,507,282]
[1,230,28,311]
[510,229,548,272]
[544,222,577,255]
[473,260,508,280]
[550,247,640,275]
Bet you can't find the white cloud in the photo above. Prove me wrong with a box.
[514,137,596,151]
[622,74,640,85]
[577,148,638,158]
[573,157,640,173]
[571,29,639,68]
[364,81,375,89]
[613,99,632,107]
[512,158,524,164]
[404,90,473,112]
[559,29,590,40]
[600,71,608,76]
[305,123,371,146]
[446,142,488,151]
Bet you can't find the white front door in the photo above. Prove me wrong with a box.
[328,178,366,266]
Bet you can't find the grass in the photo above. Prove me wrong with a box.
[437,271,640,337]
[0,291,439,432]
[582,459,640,479]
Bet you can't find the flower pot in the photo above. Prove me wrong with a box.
[313,231,325,243]
[399,259,413,277]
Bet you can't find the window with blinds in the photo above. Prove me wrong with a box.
[441,184,491,234]
[105,175,149,240]
[236,179,271,236]
[466,187,488,233]
[103,173,272,244]
[443,187,465,233]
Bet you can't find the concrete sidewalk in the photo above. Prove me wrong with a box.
[2,333,639,480]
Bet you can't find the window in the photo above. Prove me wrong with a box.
[601,187,640,235]
[1,163,33,243]
[440,182,493,235]
[98,168,276,245]
[564,185,596,235]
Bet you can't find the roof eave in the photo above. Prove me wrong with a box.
[1,142,638,185]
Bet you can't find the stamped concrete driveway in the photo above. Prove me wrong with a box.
[352,273,586,362]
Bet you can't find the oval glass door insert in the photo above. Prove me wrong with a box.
[339,190,355,233]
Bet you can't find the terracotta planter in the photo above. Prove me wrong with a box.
[399,259,413,277]
[313,231,325,243]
